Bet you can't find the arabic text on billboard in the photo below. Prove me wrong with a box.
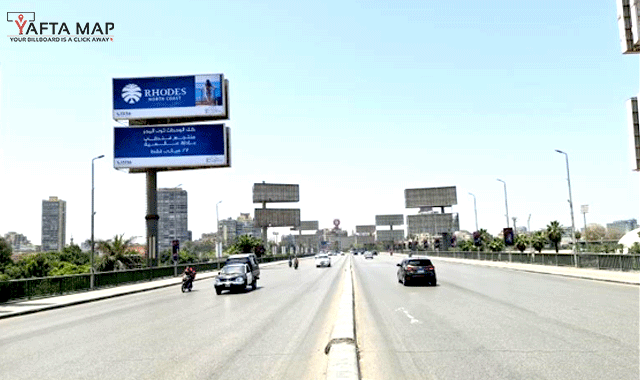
[114,124,228,172]
[113,74,227,120]
[376,230,405,242]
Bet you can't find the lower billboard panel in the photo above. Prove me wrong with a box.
[407,213,460,236]
[114,124,229,173]
[376,230,405,242]
[255,208,301,228]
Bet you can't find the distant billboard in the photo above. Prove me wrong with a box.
[253,183,300,203]
[375,215,404,226]
[356,225,376,234]
[114,124,230,173]
[407,213,460,235]
[376,230,405,242]
[356,235,375,245]
[405,186,457,208]
[254,208,300,228]
[292,221,319,231]
[627,98,640,171]
[113,74,228,120]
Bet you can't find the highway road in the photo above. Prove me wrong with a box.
[0,255,348,380]
[1,253,638,380]
[353,254,639,380]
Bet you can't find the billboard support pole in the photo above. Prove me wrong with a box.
[261,201,268,251]
[146,170,159,267]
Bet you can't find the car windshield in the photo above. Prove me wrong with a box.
[316,255,328,259]
[221,265,245,274]
[406,260,432,266]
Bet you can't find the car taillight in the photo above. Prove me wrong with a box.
[427,266,434,270]
[406,266,415,272]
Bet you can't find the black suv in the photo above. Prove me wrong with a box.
[397,257,436,286]
[225,254,260,287]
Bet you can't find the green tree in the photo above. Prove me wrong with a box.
[546,221,563,253]
[59,244,90,266]
[233,235,263,254]
[96,234,142,271]
[515,234,529,253]
[458,240,476,252]
[488,237,505,252]
[584,224,606,242]
[629,242,640,254]
[574,231,582,240]
[531,231,547,253]
[0,238,13,270]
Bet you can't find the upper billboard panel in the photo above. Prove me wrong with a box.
[113,74,228,120]
[375,215,404,226]
[253,183,300,203]
[114,124,229,173]
[405,186,457,208]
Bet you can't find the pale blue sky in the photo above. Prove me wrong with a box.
[1,0,638,244]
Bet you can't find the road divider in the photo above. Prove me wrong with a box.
[325,255,360,380]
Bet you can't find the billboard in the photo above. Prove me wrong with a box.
[405,186,457,208]
[627,98,640,171]
[254,208,301,228]
[253,183,300,203]
[114,124,230,173]
[356,235,375,245]
[375,215,404,226]
[113,74,228,120]
[292,221,319,231]
[356,225,376,234]
[407,213,460,236]
[376,230,405,242]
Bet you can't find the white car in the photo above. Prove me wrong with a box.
[364,251,374,259]
[315,254,331,267]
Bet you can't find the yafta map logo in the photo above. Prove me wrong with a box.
[7,12,114,42]
[122,84,142,104]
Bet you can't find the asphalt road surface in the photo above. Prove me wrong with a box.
[0,255,348,380]
[353,254,639,380]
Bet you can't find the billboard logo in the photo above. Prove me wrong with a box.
[7,12,35,35]
[122,84,142,104]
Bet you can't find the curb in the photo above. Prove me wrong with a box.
[325,255,360,380]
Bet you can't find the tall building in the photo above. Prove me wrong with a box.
[607,219,638,235]
[41,196,66,252]
[219,213,261,246]
[158,188,189,253]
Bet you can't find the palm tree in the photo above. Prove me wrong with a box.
[531,231,547,253]
[515,234,529,253]
[96,234,141,271]
[546,221,563,253]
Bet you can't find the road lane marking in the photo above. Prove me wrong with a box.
[395,307,422,324]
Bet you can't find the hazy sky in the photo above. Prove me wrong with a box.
[1,0,638,245]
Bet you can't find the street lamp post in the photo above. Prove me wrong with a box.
[172,184,182,277]
[91,154,105,289]
[468,192,478,231]
[216,200,222,257]
[555,150,577,259]
[496,179,509,229]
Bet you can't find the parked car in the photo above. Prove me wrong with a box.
[225,253,260,288]
[397,256,437,286]
[364,251,374,259]
[215,263,255,294]
[315,253,331,267]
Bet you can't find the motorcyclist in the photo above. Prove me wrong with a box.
[293,256,299,269]
[183,266,196,287]
[288,255,293,268]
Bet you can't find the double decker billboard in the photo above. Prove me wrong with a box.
[113,74,228,120]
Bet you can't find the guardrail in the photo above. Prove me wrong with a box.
[0,253,309,303]
[405,250,640,271]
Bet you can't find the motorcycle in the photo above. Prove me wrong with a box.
[289,258,292,268]
[181,274,194,292]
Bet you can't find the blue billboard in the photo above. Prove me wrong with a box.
[114,124,229,172]
[113,74,227,120]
